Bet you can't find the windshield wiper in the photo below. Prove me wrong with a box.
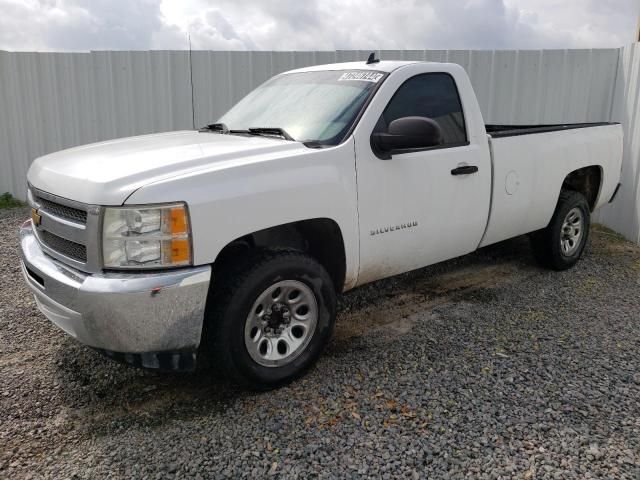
[198,123,295,142]
[248,127,294,141]
[303,140,331,149]
[199,123,294,141]
[199,123,230,133]
[199,123,253,136]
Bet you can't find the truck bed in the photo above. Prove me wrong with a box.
[486,122,618,138]
[479,122,623,248]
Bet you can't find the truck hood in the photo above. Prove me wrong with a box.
[27,130,307,205]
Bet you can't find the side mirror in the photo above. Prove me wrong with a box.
[371,116,443,159]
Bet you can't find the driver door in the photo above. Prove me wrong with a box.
[354,69,492,285]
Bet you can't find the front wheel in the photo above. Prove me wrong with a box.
[204,249,336,389]
[530,190,590,270]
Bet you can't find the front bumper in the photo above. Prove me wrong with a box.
[19,220,211,370]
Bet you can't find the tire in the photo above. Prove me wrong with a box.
[204,248,336,389]
[530,189,590,270]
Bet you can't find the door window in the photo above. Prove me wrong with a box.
[375,73,467,146]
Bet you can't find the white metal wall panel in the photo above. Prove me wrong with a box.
[594,44,640,243]
[0,51,193,199]
[0,47,635,241]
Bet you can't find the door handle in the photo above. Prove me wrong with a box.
[451,165,479,176]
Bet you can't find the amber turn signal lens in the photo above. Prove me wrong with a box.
[170,206,189,235]
[171,239,190,264]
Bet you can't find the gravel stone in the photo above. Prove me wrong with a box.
[1,206,639,479]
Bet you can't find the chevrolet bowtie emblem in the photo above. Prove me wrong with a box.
[31,208,42,227]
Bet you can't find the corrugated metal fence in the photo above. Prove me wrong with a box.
[594,44,640,243]
[1,48,637,241]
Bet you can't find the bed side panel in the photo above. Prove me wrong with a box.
[479,124,622,248]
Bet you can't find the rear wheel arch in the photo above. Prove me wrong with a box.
[561,165,602,211]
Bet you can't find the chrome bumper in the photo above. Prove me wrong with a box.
[19,220,211,365]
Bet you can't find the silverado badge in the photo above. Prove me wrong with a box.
[31,208,42,227]
[370,221,418,236]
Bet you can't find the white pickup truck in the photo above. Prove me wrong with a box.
[20,58,623,388]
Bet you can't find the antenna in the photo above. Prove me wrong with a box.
[188,33,195,130]
[366,52,380,64]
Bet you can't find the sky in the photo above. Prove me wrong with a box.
[0,0,638,52]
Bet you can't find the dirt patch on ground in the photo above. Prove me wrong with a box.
[334,261,522,345]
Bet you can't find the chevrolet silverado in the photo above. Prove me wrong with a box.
[20,58,623,388]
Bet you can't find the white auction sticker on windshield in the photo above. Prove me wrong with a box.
[338,71,384,83]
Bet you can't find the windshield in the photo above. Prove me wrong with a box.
[217,70,385,145]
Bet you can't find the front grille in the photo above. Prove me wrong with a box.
[40,231,87,263]
[29,186,99,272]
[36,197,87,224]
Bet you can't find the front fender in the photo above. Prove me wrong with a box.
[125,138,360,290]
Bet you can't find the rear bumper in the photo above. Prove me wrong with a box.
[19,220,211,369]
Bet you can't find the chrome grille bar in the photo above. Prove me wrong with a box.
[35,196,87,224]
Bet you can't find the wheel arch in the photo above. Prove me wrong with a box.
[561,165,603,211]
[212,218,348,293]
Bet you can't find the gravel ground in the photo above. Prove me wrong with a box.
[1,205,639,479]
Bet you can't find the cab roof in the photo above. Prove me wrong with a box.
[284,60,422,75]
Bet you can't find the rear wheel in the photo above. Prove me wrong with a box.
[204,249,336,389]
[530,190,590,270]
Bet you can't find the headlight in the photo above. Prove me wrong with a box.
[102,203,192,269]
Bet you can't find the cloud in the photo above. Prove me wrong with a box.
[181,0,638,50]
[0,0,637,52]
[0,0,180,51]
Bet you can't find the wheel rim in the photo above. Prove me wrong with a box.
[560,207,584,256]
[244,280,318,367]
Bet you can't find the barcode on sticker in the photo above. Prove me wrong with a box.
[338,71,384,83]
